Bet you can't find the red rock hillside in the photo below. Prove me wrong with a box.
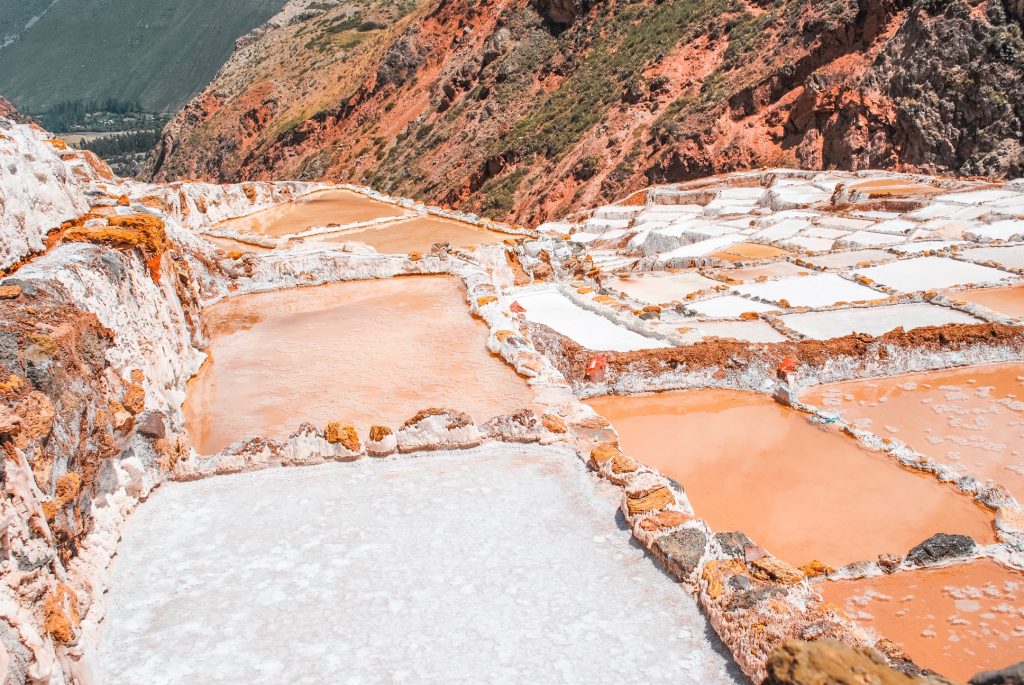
[149,0,1024,225]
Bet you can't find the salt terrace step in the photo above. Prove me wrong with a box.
[507,288,671,352]
[802,363,1024,504]
[780,303,980,340]
[961,244,1024,271]
[216,188,407,237]
[585,389,996,568]
[733,273,885,308]
[95,448,742,685]
[604,271,719,305]
[685,294,778,317]
[713,261,813,282]
[312,215,514,253]
[185,276,535,454]
[953,284,1024,319]
[854,256,1018,293]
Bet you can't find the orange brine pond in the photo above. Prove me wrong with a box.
[709,242,792,262]
[819,559,1024,681]
[215,189,404,237]
[584,390,996,567]
[953,284,1024,318]
[849,178,943,197]
[185,276,535,454]
[802,363,1024,503]
[318,216,513,253]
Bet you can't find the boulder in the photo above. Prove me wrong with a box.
[763,639,954,685]
[135,411,166,439]
[715,530,756,558]
[906,533,976,567]
[749,556,805,584]
[971,661,1024,685]
[653,528,707,579]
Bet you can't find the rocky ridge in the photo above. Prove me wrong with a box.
[150,0,1024,224]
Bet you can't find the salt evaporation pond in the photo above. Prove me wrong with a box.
[508,289,671,352]
[95,448,742,685]
[585,390,996,567]
[217,189,404,237]
[709,242,791,262]
[803,363,1024,502]
[185,276,534,454]
[820,559,1024,680]
[954,284,1024,318]
[604,271,718,305]
[319,215,513,253]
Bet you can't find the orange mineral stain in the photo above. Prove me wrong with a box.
[185,276,535,454]
[803,363,1024,503]
[584,390,996,567]
[319,216,513,253]
[216,189,403,237]
[952,285,1024,319]
[820,559,1024,681]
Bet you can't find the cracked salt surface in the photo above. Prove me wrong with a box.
[95,448,741,685]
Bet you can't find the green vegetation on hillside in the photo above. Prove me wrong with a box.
[37,98,144,132]
[0,0,288,113]
[496,0,720,162]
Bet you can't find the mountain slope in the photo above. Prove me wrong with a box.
[0,0,288,113]
[151,0,1024,224]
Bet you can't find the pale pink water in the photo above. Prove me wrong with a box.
[585,390,996,567]
[953,285,1024,318]
[821,559,1024,680]
[714,262,813,283]
[320,216,512,253]
[803,364,1024,502]
[605,271,717,304]
[217,189,403,237]
[185,276,535,454]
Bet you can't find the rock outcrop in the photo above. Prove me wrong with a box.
[149,0,1024,224]
[763,640,955,685]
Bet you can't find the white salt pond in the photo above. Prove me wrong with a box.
[509,289,671,351]
[855,256,1016,292]
[686,294,778,318]
[95,448,741,685]
[734,273,885,308]
[961,244,1024,270]
[780,303,980,340]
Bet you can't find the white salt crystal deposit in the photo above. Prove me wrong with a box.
[95,449,742,685]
